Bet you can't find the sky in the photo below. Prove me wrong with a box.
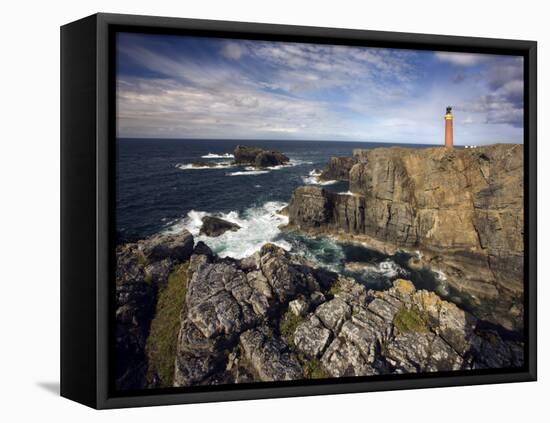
[116,32,524,145]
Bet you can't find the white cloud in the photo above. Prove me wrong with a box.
[116,35,523,144]
[435,52,489,66]
[222,42,245,60]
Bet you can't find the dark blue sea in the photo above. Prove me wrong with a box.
[116,138,469,305]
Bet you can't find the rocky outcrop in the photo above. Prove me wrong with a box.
[200,216,241,237]
[234,145,290,168]
[320,156,357,181]
[172,244,523,387]
[114,230,194,390]
[288,145,524,331]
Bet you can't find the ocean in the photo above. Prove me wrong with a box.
[116,138,461,299]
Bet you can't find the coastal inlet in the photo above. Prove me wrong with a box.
[115,139,524,390]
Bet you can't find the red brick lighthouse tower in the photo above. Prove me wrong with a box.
[445,106,454,148]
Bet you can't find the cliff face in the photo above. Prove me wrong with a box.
[319,156,357,181]
[288,145,524,330]
[115,231,194,390]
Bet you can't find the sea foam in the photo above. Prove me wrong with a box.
[165,201,290,259]
[201,153,235,159]
[175,162,235,170]
[302,169,337,186]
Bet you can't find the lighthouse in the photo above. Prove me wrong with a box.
[444,106,453,148]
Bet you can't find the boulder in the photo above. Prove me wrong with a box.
[200,216,241,237]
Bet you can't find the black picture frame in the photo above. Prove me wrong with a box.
[60,12,537,409]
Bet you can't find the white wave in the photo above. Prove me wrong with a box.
[165,201,290,259]
[338,190,357,196]
[175,162,234,170]
[201,153,235,159]
[377,260,406,278]
[346,259,408,279]
[433,269,450,296]
[227,169,270,176]
[302,169,337,186]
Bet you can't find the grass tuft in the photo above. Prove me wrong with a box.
[279,310,304,347]
[303,358,329,379]
[393,306,429,334]
[145,263,189,387]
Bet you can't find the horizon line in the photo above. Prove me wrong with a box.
[115,137,523,145]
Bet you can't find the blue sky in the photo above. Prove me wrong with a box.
[116,32,524,145]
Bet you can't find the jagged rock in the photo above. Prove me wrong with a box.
[320,156,357,181]
[239,328,303,381]
[144,258,174,287]
[294,316,332,358]
[288,145,524,331]
[114,280,156,390]
[114,231,194,390]
[258,243,309,302]
[115,234,523,389]
[141,230,194,262]
[234,145,289,168]
[289,297,309,317]
[315,298,352,332]
[200,216,241,237]
[384,332,463,373]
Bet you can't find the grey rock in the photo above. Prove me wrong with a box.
[141,230,194,262]
[289,297,309,317]
[319,156,357,181]
[294,316,332,358]
[200,216,241,237]
[315,298,352,332]
[239,329,303,381]
[234,145,290,168]
[288,145,524,330]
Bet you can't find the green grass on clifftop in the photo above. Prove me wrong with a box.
[393,306,429,334]
[303,358,329,379]
[279,310,304,347]
[145,262,189,387]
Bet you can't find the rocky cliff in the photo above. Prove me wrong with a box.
[319,156,357,181]
[174,243,522,386]
[288,145,524,331]
[114,231,194,390]
[116,237,523,389]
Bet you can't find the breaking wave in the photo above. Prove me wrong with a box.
[164,201,290,259]
[226,159,312,176]
[302,169,337,186]
[226,168,270,176]
[201,153,234,159]
[175,162,235,170]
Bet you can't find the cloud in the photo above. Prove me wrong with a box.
[222,42,246,60]
[116,34,524,144]
[455,57,523,127]
[435,52,489,66]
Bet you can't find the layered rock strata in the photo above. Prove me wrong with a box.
[287,145,524,331]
